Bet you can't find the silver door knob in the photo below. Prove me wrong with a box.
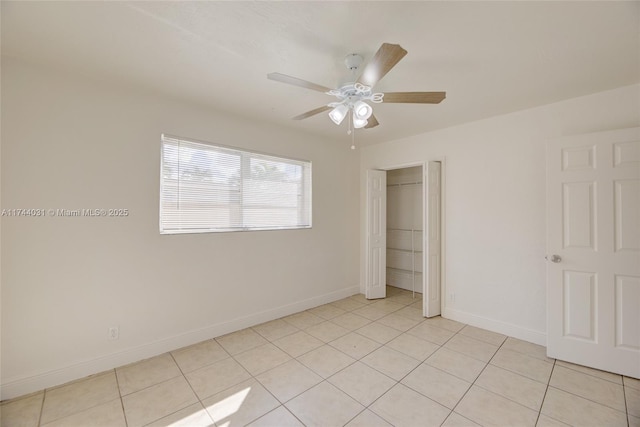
[546,254,562,263]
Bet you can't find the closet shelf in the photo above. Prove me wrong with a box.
[387,266,423,274]
[387,228,423,232]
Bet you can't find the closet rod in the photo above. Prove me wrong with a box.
[386,181,423,187]
[387,248,422,254]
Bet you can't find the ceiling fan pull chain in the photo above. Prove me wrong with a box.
[351,121,356,150]
[348,112,356,150]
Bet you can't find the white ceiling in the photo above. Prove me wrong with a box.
[2,1,639,146]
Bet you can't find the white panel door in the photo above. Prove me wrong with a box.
[547,127,640,377]
[366,170,387,299]
[425,161,442,317]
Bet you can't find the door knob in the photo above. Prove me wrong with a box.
[546,254,562,263]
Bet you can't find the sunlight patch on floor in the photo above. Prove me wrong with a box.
[203,386,251,425]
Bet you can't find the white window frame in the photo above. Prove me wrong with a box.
[160,134,312,234]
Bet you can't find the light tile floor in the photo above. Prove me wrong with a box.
[2,286,638,427]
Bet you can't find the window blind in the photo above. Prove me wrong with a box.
[160,135,312,234]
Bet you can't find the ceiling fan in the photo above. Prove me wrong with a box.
[267,43,446,136]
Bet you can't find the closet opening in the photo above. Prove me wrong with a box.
[386,166,424,301]
[365,161,442,317]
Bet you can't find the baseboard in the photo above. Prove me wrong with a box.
[442,307,547,347]
[1,285,360,400]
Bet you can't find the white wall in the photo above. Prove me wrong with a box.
[0,58,360,399]
[360,84,640,345]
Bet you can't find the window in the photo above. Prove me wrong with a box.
[160,134,312,234]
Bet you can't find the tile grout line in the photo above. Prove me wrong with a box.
[353,319,459,426]
[211,344,279,426]
[466,336,555,410]
[297,343,358,374]
[251,323,301,342]
[360,382,399,427]
[116,371,184,401]
[369,328,459,423]
[557,361,626,386]
[487,350,554,386]
[433,334,497,365]
[286,293,420,426]
[173,342,276,427]
[36,388,46,427]
[166,351,209,425]
[472,338,579,423]
[257,404,307,427]
[139,342,231,425]
[246,296,414,418]
[231,296,395,424]
[622,379,630,427]
[37,372,121,427]
[411,321,485,388]
[310,377,364,427]
[445,331,509,423]
[284,405,308,427]
[534,361,631,425]
[240,369,294,426]
[358,297,418,399]
[208,305,379,425]
[546,373,630,416]
[232,341,293,375]
[534,358,556,426]
[340,400,370,427]
[113,368,129,427]
[186,339,300,427]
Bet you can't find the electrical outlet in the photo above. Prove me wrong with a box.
[448,292,455,302]
[108,326,119,340]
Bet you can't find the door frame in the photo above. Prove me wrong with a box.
[368,158,446,315]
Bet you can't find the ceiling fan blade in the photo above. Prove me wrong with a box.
[382,92,446,104]
[357,43,408,88]
[267,73,332,93]
[292,105,332,120]
[364,114,379,129]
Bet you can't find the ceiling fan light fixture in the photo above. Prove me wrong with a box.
[353,115,368,129]
[353,101,373,120]
[328,104,348,125]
